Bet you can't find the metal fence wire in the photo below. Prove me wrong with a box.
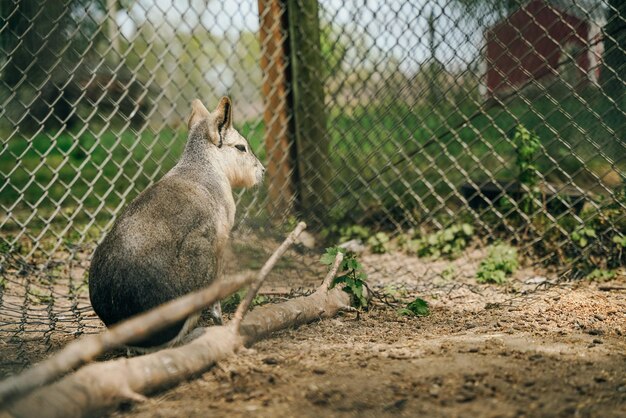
[0,0,624,368]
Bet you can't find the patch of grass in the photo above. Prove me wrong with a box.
[476,244,519,284]
[327,84,623,224]
[1,120,266,234]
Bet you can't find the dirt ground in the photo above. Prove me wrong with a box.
[110,246,625,418]
[2,239,626,417]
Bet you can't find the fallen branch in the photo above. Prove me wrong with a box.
[0,222,306,407]
[4,252,349,418]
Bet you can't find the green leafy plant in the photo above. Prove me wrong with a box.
[221,289,271,314]
[321,224,371,243]
[571,226,597,248]
[513,124,541,214]
[367,232,390,254]
[399,297,430,317]
[321,247,368,309]
[476,244,519,284]
[221,289,246,313]
[408,224,474,259]
[612,235,626,248]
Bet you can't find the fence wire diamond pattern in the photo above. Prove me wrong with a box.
[0,0,624,368]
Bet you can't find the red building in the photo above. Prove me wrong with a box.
[484,0,605,96]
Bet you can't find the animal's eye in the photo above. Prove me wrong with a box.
[235,144,246,153]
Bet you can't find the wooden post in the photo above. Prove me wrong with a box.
[287,0,330,221]
[258,0,329,221]
[258,0,296,217]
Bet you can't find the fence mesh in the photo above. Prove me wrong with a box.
[0,0,624,369]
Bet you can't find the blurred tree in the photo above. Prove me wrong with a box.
[0,0,151,131]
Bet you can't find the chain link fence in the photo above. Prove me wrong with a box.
[0,0,624,369]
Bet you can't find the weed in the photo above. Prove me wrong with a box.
[571,227,597,248]
[222,289,246,313]
[513,124,541,214]
[476,244,519,284]
[221,289,270,314]
[367,232,390,254]
[252,294,270,306]
[320,224,373,250]
[398,297,430,317]
[613,235,626,248]
[408,223,474,259]
[321,247,368,309]
[0,238,12,254]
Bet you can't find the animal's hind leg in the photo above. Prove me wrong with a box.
[210,302,223,325]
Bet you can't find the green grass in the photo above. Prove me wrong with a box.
[1,120,265,233]
[327,84,624,223]
[1,83,623,236]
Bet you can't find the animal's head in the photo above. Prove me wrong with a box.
[187,97,265,188]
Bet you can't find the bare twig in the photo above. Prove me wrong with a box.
[1,222,308,405]
[320,252,344,290]
[6,267,353,418]
[231,222,306,330]
[0,273,256,405]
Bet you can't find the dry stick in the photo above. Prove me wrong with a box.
[0,223,306,406]
[231,221,307,329]
[316,252,358,316]
[6,252,352,418]
[0,275,254,406]
[320,252,344,291]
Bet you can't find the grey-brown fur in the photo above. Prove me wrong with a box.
[89,97,264,348]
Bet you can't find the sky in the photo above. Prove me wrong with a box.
[115,0,510,74]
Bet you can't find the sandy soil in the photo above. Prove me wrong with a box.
[2,240,625,417]
[112,247,626,418]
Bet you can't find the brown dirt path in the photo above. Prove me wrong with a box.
[109,249,626,418]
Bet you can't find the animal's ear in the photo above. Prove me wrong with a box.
[213,96,232,147]
[187,99,211,130]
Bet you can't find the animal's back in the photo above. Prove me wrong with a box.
[89,175,220,347]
